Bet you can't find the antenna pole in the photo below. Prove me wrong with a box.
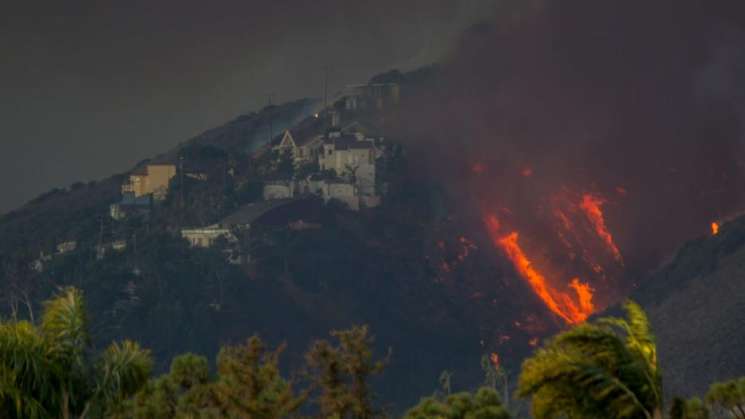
[268,94,274,143]
[324,66,329,109]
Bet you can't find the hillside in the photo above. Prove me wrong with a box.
[634,216,745,399]
[0,69,538,411]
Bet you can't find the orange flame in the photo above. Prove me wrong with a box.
[486,216,594,324]
[711,222,720,235]
[580,194,623,264]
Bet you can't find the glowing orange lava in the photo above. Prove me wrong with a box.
[580,194,623,264]
[486,215,595,324]
[711,222,720,235]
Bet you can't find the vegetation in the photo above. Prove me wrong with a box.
[0,287,151,419]
[404,388,510,419]
[705,377,745,419]
[112,337,306,418]
[669,397,709,419]
[517,301,662,419]
[4,288,745,418]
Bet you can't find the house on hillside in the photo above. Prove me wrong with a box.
[181,226,237,249]
[273,130,324,166]
[263,180,295,200]
[180,199,309,265]
[318,132,377,196]
[56,241,77,255]
[110,193,151,220]
[121,163,177,201]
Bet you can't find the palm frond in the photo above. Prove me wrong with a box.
[0,321,61,416]
[40,287,89,363]
[92,340,152,409]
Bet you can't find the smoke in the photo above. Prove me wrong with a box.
[392,0,745,295]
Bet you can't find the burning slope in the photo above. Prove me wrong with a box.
[485,215,595,324]
[580,194,624,264]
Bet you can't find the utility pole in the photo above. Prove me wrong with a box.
[323,65,329,109]
[268,94,275,143]
[97,216,104,260]
[179,155,185,209]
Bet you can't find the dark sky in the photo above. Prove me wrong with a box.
[0,0,495,214]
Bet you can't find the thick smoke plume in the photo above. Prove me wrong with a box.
[391,0,745,312]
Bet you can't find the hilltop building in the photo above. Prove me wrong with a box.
[264,127,383,210]
[318,131,377,196]
[273,130,324,166]
[121,163,177,201]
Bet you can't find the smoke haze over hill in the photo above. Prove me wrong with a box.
[391,0,745,313]
[0,0,496,214]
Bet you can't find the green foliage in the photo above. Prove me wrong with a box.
[118,336,306,419]
[705,376,745,419]
[517,300,662,419]
[669,397,709,419]
[404,388,511,419]
[305,325,389,419]
[0,287,152,419]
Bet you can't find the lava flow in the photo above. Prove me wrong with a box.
[485,215,595,324]
[580,194,624,264]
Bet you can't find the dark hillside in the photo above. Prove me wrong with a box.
[634,216,745,398]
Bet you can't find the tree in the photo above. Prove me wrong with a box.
[403,388,511,419]
[0,287,152,419]
[210,336,307,418]
[118,337,306,419]
[517,300,662,419]
[305,325,389,419]
[669,397,709,419]
[705,377,745,419]
[481,353,509,409]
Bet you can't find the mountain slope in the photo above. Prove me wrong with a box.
[634,216,745,398]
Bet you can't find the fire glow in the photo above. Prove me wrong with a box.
[485,215,595,324]
[580,194,624,264]
[711,222,720,236]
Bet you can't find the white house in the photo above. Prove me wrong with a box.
[263,180,295,200]
[274,130,324,166]
[318,133,377,196]
[56,241,77,255]
[181,226,237,249]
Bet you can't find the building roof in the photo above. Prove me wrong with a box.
[329,135,374,151]
[219,199,297,227]
[120,192,152,206]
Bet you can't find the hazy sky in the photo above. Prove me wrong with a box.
[0,0,496,214]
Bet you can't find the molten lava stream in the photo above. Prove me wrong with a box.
[580,194,624,264]
[485,215,595,325]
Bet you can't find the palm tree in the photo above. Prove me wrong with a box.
[0,287,152,419]
[705,377,745,419]
[517,301,662,419]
